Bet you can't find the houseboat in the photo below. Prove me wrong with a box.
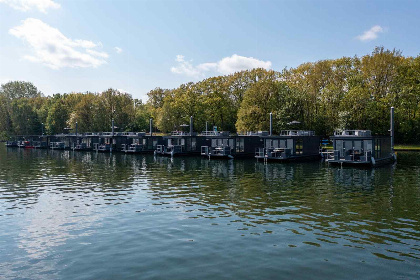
[5,140,18,147]
[18,140,35,149]
[72,133,100,151]
[50,142,66,150]
[325,107,396,167]
[200,131,262,159]
[155,117,206,157]
[95,132,127,152]
[200,131,234,159]
[156,131,206,157]
[255,130,321,162]
[325,130,396,167]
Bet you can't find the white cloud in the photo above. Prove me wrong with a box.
[115,47,122,54]
[171,54,272,78]
[86,49,109,58]
[117,88,129,94]
[170,55,203,78]
[9,18,108,69]
[0,0,60,13]
[356,25,384,41]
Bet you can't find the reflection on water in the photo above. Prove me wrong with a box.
[0,147,419,279]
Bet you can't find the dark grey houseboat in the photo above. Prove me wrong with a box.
[200,131,263,159]
[255,130,321,162]
[156,131,205,157]
[200,131,234,159]
[325,130,396,167]
[325,107,396,167]
[5,140,18,147]
[155,117,206,157]
[122,132,163,154]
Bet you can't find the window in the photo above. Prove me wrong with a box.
[192,138,196,150]
[375,139,381,158]
[236,138,244,153]
[229,139,234,148]
[296,139,303,155]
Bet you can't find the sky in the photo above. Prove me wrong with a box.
[0,0,419,101]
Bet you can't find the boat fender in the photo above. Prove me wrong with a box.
[393,153,397,161]
[228,155,234,159]
[371,157,376,166]
[171,150,174,157]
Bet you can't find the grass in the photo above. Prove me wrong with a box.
[394,144,420,151]
[322,144,420,151]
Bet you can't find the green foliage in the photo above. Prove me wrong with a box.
[10,98,41,135]
[1,47,419,144]
[0,81,41,99]
[46,95,69,134]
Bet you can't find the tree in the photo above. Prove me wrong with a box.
[45,95,69,134]
[0,81,41,99]
[9,98,40,135]
[236,80,291,133]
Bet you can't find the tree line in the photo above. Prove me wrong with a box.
[0,47,419,144]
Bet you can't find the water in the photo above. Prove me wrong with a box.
[0,146,419,279]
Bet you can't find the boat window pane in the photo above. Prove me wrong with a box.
[335,140,343,152]
[354,140,362,151]
[287,139,293,150]
[364,140,372,152]
[279,140,286,148]
[344,140,353,152]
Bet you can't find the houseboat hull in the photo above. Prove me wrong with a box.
[256,154,321,162]
[125,150,152,154]
[203,154,234,160]
[327,155,396,168]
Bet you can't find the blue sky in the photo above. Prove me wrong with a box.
[0,0,419,101]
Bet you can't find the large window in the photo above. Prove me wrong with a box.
[375,139,381,158]
[295,139,303,155]
[192,138,196,150]
[236,138,244,153]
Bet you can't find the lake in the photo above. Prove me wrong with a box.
[0,146,419,279]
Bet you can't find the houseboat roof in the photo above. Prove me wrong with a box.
[200,131,230,137]
[280,130,315,136]
[333,130,372,137]
[241,131,269,136]
[170,131,197,136]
